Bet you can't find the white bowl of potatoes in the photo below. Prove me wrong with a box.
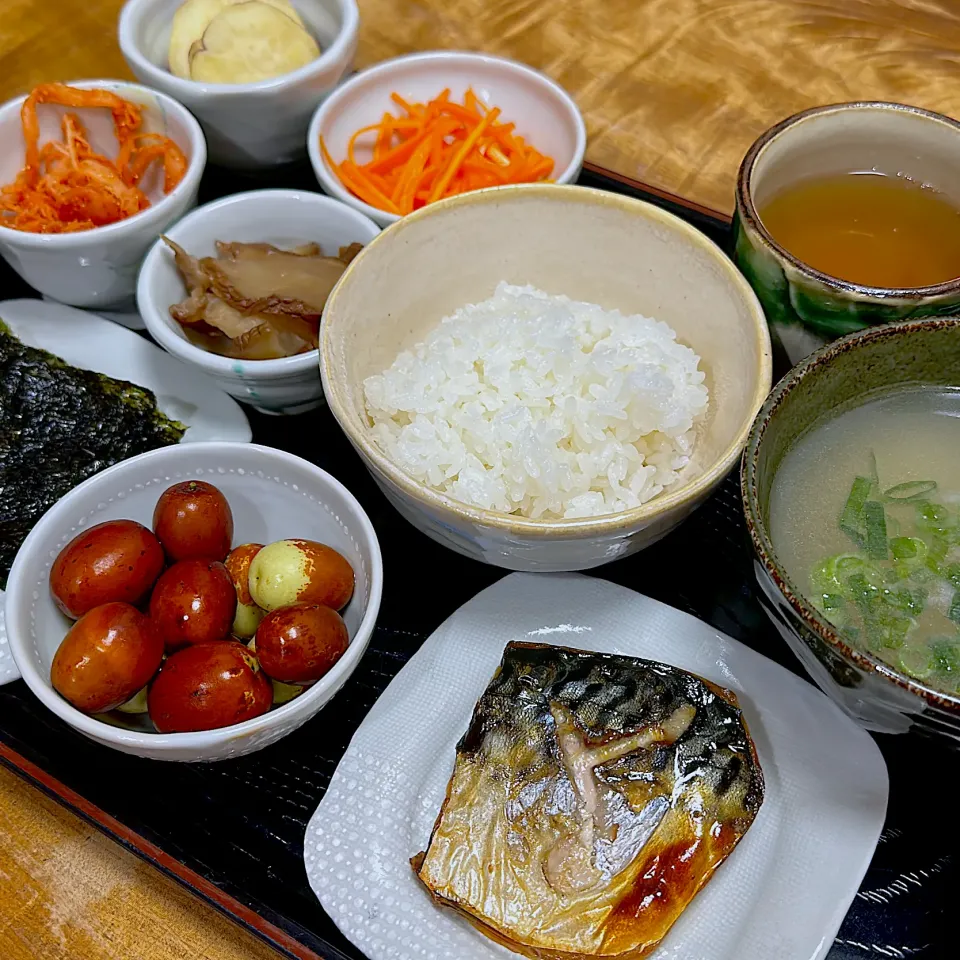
[119,0,359,168]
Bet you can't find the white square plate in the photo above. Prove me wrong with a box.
[305,573,888,960]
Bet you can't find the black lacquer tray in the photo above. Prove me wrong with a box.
[0,164,951,960]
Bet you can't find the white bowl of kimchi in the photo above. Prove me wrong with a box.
[0,79,205,310]
[137,188,380,415]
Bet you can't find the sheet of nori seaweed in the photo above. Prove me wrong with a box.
[0,324,185,588]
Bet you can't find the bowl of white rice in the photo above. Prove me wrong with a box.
[320,184,772,571]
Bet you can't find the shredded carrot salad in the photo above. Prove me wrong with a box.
[320,88,555,216]
[0,83,188,234]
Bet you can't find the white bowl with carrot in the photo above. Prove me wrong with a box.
[0,80,206,310]
[307,51,587,227]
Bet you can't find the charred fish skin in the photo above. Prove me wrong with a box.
[414,642,764,960]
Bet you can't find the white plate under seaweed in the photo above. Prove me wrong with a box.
[0,298,251,684]
[305,573,889,960]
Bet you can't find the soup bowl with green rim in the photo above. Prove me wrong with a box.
[742,316,960,741]
[735,102,960,365]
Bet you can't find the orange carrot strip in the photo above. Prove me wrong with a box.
[364,168,395,195]
[428,118,458,168]
[462,157,511,182]
[394,136,434,214]
[364,127,434,175]
[387,118,423,135]
[464,88,487,115]
[425,89,451,122]
[333,163,379,206]
[373,113,395,160]
[390,93,422,116]
[340,161,402,214]
[524,156,555,180]
[428,107,500,203]
[319,137,377,209]
[347,123,383,166]
[490,123,518,151]
[438,102,485,125]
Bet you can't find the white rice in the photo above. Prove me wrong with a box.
[362,283,709,520]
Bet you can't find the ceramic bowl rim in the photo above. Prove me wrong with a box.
[5,442,384,753]
[736,100,960,300]
[136,187,380,378]
[741,315,960,714]
[307,50,588,226]
[0,79,206,248]
[321,182,773,538]
[118,0,360,98]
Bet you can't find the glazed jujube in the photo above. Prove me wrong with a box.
[50,519,165,618]
[254,602,349,684]
[153,479,234,562]
[51,602,164,713]
[149,558,237,651]
[148,641,272,733]
[248,539,354,611]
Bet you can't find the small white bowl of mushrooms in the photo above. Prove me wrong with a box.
[137,188,380,414]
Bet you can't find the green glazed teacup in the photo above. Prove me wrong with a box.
[734,101,960,364]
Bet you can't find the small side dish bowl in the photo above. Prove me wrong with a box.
[742,316,960,741]
[137,188,380,415]
[735,101,960,364]
[5,442,382,762]
[320,183,772,571]
[0,79,205,310]
[119,0,359,169]
[308,51,587,228]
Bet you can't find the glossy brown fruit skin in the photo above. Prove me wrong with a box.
[255,602,349,684]
[148,559,236,652]
[148,641,272,733]
[152,480,234,563]
[224,543,263,605]
[225,543,265,639]
[51,602,164,714]
[49,520,165,620]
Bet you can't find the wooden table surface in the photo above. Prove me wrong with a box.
[3,0,960,216]
[0,764,280,960]
[2,0,960,956]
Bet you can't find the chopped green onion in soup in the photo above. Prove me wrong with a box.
[808,462,960,692]
[768,386,960,698]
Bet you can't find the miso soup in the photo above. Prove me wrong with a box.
[769,386,960,694]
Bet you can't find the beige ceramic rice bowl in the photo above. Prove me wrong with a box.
[320,184,772,571]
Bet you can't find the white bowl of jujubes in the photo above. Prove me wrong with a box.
[4,443,382,762]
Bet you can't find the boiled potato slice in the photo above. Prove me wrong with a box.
[188,1,320,85]
[170,0,224,79]
[168,0,307,79]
